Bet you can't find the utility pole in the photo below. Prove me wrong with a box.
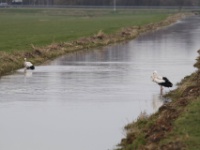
[113,0,116,11]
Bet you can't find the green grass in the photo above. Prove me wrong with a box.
[171,97,200,150]
[0,8,173,52]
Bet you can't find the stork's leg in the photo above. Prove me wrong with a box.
[24,68,27,73]
[160,86,163,95]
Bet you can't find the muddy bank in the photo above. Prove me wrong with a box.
[117,49,200,150]
[0,13,194,77]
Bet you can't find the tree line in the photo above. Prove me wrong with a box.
[10,0,200,6]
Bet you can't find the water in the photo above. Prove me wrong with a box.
[0,16,200,150]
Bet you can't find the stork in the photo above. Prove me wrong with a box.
[24,58,35,70]
[151,71,173,94]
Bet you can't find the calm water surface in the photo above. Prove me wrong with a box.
[0,16,200,150]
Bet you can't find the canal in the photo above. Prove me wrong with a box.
[0,16,200,150]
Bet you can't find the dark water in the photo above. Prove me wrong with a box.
[0,16,200,150]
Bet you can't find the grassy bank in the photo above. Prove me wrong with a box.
[0,8,173,52]
[0,8,192,76]
[118,50,200,150]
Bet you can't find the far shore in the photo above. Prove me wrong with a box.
[0,12,194,77]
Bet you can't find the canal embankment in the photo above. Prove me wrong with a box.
[0,13,194,77]
[117,49,200,150]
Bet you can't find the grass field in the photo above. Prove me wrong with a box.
[168,97,200,150]
[0,8,176,52]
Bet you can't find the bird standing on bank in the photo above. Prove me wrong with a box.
[24,58,35,70]
[151,71,173,94]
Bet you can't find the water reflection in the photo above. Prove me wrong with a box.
[152,94,172,111]
[24,70,33,77]
[0,16,200,150]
